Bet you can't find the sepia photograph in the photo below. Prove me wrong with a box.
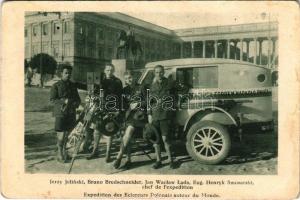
[1,1,299,199]
[24,11,278,175]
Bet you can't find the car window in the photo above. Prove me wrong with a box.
[177,66,218,88]
[143,70,154,86]
[142,69,172,86]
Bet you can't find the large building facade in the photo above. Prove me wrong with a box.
[25,12,277,83]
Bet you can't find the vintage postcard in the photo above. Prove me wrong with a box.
[1,1,299,199]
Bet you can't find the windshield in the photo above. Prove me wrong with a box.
[138,68,173,85]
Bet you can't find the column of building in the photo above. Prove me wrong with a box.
[179,36,277,68]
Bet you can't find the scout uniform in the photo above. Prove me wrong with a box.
[50,80,81,132]
[50,79,81,162]
[148,76,176,169]
[86,75,123,161]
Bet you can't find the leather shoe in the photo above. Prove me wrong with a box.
[169,161,176,169]
[123,160,132,170]
[105,155,112,163]
[113,159,121,169]
[152,161,162,169]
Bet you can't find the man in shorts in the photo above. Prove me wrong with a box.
[50,65,81,163]
[148,65,176,169]
[86,63,123,162]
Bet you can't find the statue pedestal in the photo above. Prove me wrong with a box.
[112,59,134,85]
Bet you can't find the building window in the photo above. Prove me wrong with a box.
[42,24,48,36]
[194,41,202,58]
[87,43,95,57]
[151,53,155,61]
[87,47,94,57]
[53,23,61,35]
[52,44,59,58]
[32,44,39,55]
[145,40,149,49]
[183,42,192,58]
[33,25,38,37]
[42,43,48,54]
[78,24,84,35]
[64,43,70,57]
[87,26,94,37]
[105,46,113,59]
[98,45,104,59]
[106,30,112,43]
[97,28,104,40]
[25,29,28,37]
[64,21,70,34]
[77,42,85,57]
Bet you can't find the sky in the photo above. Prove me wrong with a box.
[122,11,278,57]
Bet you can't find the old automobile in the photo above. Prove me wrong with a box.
[139,58,273,164]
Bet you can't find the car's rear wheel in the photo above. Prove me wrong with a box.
[186,120,231,164]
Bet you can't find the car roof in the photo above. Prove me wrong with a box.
[144,58,269,70]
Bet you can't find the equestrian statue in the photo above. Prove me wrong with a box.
[116,28,143,66]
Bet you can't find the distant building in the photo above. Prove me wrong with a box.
[25,12,277,83]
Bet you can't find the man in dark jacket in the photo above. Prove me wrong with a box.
[86,63,123,162]
[50,65,81,163]
[148,65,176,169]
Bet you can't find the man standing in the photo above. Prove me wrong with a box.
[50,65,81,163]
[148,65,175,169]
[87,63,123,162]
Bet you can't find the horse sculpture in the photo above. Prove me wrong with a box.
[116,29,143,65]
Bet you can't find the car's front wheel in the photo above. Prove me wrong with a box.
[186,120,231,165]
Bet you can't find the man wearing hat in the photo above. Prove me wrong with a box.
[147,65,176,169]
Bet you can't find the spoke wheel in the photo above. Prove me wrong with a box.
[66,122,85,156]
[186,121,231,164]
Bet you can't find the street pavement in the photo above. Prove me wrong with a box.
[25,112,277,175]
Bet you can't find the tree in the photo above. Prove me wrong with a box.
[29,53,57,87]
